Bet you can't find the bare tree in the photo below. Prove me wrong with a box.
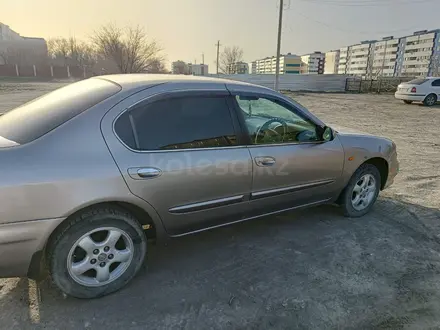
[91,23,163,73]
[429,54,440,76]
[147,59,168,73]
[218,46,243,74]
[172,60,188,74]
[47,37,70,66]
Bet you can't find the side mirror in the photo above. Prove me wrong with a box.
[321,126,333,142]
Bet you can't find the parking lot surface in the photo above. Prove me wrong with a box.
[0,82,439,329]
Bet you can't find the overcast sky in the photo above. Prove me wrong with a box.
[3,0,440,72]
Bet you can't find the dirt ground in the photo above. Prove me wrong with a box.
[0,83,440,329]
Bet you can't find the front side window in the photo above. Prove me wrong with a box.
[235,95,320,145]
[115,95,237,151]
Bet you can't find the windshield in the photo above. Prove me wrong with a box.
[0,78,120,144]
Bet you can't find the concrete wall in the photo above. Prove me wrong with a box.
[215,74,349,92]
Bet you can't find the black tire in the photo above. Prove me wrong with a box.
[47,206,147,299]
[403,100,413,104]
[423,93,437,106]
[340,164,381,218]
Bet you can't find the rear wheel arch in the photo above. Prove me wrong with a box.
[28,200,167,280]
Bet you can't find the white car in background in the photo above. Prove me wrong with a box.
[395,77,440,106]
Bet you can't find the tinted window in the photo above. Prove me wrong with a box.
[116,96,237,150]
[0,78,121,144]
[408,78,428,85]
[432,79,440,87]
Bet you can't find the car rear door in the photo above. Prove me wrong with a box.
[431,79,440,99]
[228,89,345,216]
[101,86,253,236]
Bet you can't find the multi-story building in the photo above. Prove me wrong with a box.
[189,63,208,76]
[226,61,249,74]
[324,50,340,74]
[369,36,399,77]
[337,47,348,74]
[250,61,256,74]
[345,41,374,76]
[395,30,440,77]
[0,23,47,65]
[0,23,21,41]
[334,29,440,77]
[253,53,301,74]
[172,62,208,75]
[300,52,325,74]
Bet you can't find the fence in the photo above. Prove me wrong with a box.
[345,77,416,93]
[214,74,349,92]
[0,64,92,79]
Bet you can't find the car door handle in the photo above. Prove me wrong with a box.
[255,157,276,167]
[128,167,162,179]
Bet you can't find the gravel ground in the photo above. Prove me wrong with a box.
[0,83,440,329]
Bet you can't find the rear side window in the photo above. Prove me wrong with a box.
[432,79,440,87]
[0,78,121,144]
[407,78,428,85]
[115,96,238,150]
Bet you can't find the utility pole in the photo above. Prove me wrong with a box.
[274,0,284,91]
[202,53,205,65]
[215,40,221,75]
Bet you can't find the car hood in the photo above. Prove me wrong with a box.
[332,125,395,157]
[331,125,375,137]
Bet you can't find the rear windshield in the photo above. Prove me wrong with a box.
[0,78,121,144]
[407,78,428,85]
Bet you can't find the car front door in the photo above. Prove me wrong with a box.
[102,88,252,236]
[230,91,345,215]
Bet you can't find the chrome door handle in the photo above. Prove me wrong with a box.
[128,167,162,179]
[138,168,161,178]
[255,157,276,167]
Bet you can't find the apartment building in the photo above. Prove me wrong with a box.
[0,23,21,41]
[172,62,208,75]
[226,61,249,74]
[189,63,208,76]
[395,30,440,77]
[300,52,325,74]
[337,47,348,74]
[252,53,301,74]
[333,29,440,77]
[324,50,340,74]
[369,36,399,77]
[346,41,374,76]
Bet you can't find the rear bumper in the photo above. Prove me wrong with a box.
[394,92,425,102]
[0,218,64,278]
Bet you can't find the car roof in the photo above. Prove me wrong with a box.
[94,74,260,91]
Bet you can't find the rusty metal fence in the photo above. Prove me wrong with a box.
[345,76,416,93]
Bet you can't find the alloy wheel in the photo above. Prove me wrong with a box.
[351,174,377,211]
[67,227,134,287]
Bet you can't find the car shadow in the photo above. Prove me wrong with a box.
[2,197,440,329]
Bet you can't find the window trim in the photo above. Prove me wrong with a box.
[229,91,326,147]
[112,89,246,153]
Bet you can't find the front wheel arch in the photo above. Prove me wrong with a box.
[336,157,388,205]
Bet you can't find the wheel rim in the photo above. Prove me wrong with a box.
[67,227,134,287]
[351,174,377,211]
[426,95,436,105]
